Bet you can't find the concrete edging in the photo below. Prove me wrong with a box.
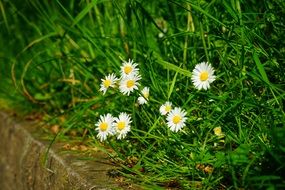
[0,112,118,190]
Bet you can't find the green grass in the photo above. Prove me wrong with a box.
[1,0,285,189]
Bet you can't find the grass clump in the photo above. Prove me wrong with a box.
[1,0,285,189]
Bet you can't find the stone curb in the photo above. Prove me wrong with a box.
[0,112,119,190]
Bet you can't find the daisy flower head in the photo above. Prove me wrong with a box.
[95,113,115,142]
[120,59,139,77]
[114,112,132,139]
[99,73,119,95]
[166,107,187,132]
[159,101,172,116]
[119,73,141,96]
[138,87,150,105]
[191,62,216,90]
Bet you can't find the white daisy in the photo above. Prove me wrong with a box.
[166,107,187,132]
[120,59,139,77]
[95,113,115,142]
[159,101,172,115]
[119,73,141,96]
[99,73,118,94]
[114,112,132,139]
[138,87,150,105]
[191,62,216,90]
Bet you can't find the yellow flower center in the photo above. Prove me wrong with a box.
[143,92,149,99]
[172,115,182,124]
[165,105,171,112]
[126,80,135,88]
[124,65,133,74]
[103,79,111,88]
[99,122,108,132]
[117,121,126,130]
[214,127,223,136]
[200,71,209,81]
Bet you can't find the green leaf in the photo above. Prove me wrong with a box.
[71,0,98,27]
[168,72,178,99]
[155,59,192,78]
[229,144,250,165]
[172,0,227,27]
[34,93,52,100]
[222,1,238,22]
[253,51,270,84]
